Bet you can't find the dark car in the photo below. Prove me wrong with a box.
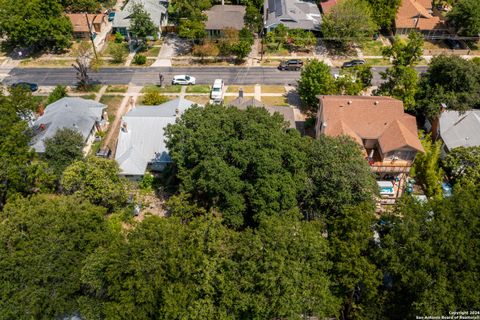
[445,39,461,50]
[108,11,116,22]
[341,59,366,68]
[278,59,304,71]
[11,82,38,92]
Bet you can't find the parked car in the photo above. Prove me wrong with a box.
[210,79,224,103]
[108,11,116,22]
[341,59,366,68]
[278,59,304,71]
[172,75,196,85]
[445,39,461,50]
[11,82,38,92]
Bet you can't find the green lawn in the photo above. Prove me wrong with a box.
[186,85,211,93]
[261,96,288,106]
[360,40,385,56]
[227,85,255,93]
[19,59,76,67]
[106,85,128,93]
[141,85,182,93]
[261,85,285,94]
[76,94,97,100]
[142,46,160,57]
[185,95,211,105]
[73,84,102,93]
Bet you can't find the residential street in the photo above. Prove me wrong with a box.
[4,66,429,86]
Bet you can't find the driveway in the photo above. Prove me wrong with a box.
[152,34,191,67]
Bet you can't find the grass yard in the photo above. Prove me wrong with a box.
[186,85,211,93]
[365,58,392,66]
[99,95,124,122]
[423,40,449,50]
[261,85,285,94]
[360,40,385,56]
[223,96,236,105]
[72,84,102,93]
[141,85,182,93]
[106,85,128,93]
[186,95,211,105]
[19,59,76,67]
[265,43,290,55]
[76,94,97,100]
[138,94,174,105]
[131,59,155,67]
[261,96,288,106]
[226,85,255,93]
[142,46,161,57]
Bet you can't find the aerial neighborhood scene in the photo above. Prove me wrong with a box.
[1,0,480,318]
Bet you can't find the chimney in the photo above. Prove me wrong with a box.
[122,122,128,133]
[239,88,244,98]
[221,0,224,5]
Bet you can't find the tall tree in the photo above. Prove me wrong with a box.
[47,85,68,105]
[367,0,402,30]
[61,157,127,211]
[164,105,307,228]
[60,0,102,12]
[0,0,73,52]
[0,88,49,208]
[129,3,158,40]
[411,133,443,198]
[322,0,377,50]
[0,195,112,319]
[447,0,480,36]
[415,55,480,120]
[44,128,85,177]
[297,60,337,113]
[302,136,377,219]
[443,146,480,186]
[80,214,339,319]
[377,187,480,319]
[376,32,424,111]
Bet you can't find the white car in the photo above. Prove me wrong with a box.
[172,75,196,85]
[210,79,224,103]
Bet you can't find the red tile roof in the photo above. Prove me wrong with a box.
[319,0,338,14]
[395,0,443,31]
[318,95,424,153]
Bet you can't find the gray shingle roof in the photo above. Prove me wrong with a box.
[113,0,167,29]
[204,5,246,31]
[439,110,480,151]
[264,0,322,31]
[115,98,195,176]
[30,97,105,153]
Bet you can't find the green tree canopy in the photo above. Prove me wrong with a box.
[0,0,73,52]
[165,105,307,228]
[411,133,443,198]
[447,0,480,37]
[302,136,377,219]
[129,3,158,39]
[80,214,339,319]
[416,55,480,120]
[377,187,480,318]
[47,85,68,105]
[0,195,112,319]
[443,146,480,186]
[367,0,402,30]
[382,32,424,67]
[44,128,85,177]
[60,0,102,12]
[297,60,337,113]
[322,0,377,49]
[61,157,127,211]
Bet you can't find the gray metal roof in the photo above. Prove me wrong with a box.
[204,5,246,31]
[439,110,480,151]
[264,0,322,31]
[30,97,105,153]
[115,98,195,176]
[113,0,167,29]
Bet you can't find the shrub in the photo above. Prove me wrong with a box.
[114,31,124,43]
[142,91,169,105]
[47,85,68,105]
[133,54,147,65]
[109,43,128,64]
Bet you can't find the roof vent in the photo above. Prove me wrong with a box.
[39,123,46,131]
[374,101,379,105]
[347,100,352,105]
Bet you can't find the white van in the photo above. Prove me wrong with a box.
[211,79,224,103]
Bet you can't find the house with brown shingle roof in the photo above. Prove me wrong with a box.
[395,0,446,37]
[315,95,424,176]
[67,13,107,39]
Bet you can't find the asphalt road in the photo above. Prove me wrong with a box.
[4,66,428,87]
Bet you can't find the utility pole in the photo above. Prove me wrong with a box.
[85,13,98,60]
